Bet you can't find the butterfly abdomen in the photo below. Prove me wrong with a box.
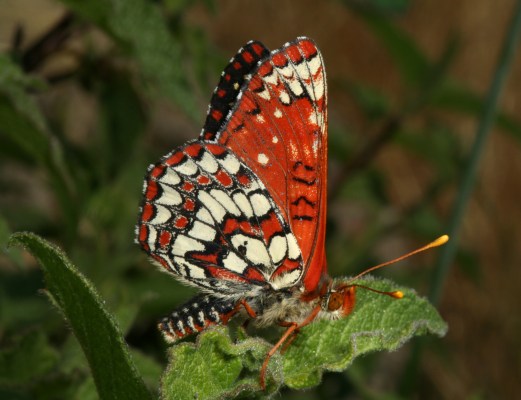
[158,294,240,342]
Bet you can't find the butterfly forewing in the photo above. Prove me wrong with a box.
[201,41,270,141]
[208,38,328,292]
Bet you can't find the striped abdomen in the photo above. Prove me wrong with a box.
[158,294,240,342]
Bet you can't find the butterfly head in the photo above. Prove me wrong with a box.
[321,284,356,318]
[320,282,402,319]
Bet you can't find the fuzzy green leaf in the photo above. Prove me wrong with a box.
[162,327,275,399]
[161,277,447,398]
[8,232,153,400]
[281,277,447,389]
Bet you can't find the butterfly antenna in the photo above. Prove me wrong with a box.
[347,235,449,284]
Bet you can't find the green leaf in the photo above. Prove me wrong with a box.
[161,277,447,398]
[282,277,447,389]
[162,327,273,399]
[8,232,153,400]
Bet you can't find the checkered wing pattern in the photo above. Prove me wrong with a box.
[137,37,327,300]
[137,141,304,297]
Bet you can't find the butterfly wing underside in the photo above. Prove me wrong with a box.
[136,37,328,297]
[209,37,328,293]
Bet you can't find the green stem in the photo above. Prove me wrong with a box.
[400,2,521,396]
[429,0,521,305]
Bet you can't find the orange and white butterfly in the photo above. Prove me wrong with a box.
[136,37,446,388]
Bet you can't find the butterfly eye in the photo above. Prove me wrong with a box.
[327,285,357,316]
[326,292,343,311]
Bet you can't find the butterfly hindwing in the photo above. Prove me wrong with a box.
[137,142,304,297]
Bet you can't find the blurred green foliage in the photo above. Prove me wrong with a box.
[1,0,520,398]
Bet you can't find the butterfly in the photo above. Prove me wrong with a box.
[135,37,446,388]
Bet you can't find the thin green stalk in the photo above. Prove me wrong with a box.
[399,2,521,395]
[429,0,521,305]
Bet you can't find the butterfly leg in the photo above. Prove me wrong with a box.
[260,321,299,389]
[277,320,301,353]
[260,304,322,389]
[238,299,258,319]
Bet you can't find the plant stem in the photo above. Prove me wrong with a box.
[400,1,521,395]
[429,0,521,305]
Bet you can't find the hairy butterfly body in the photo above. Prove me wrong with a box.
[136,37,417,388]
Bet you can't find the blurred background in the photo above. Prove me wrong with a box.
[1,0,520,398]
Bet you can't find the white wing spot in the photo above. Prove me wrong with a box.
[156,184,182,207]
[309,55,322,75]
[211,308,220,322]
[147,225,158,249]
[176,321,185,334]
[294,63,310,80]
[150,204,171,224]
[189,221,216,242]
[250,192,271,216]
[172,235,205,256]
[256,86,271,100]
[233,192,254,218]
[187,265,207,279]
[198,191,227,223]
[272,136,279,144]
[270,268,302,290]
[279,91,291,105]
[277,65,294,78]
[219,153,241,174]
[196,207,213,225]
[257,153,269,165]
[262,72,278,86]
[286,78,303,96]
[308,112,318,126]
[286,233,301,260]
[174,256,206,279]
[268,234,288,265]
[313,76,325,100]
[210,189,241,216]
[222,251,249,274]
[197,151,219,174]
[176,158,198,176]
[160,169,181,186]
[273,108,282,118]
[231,234,271,268]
